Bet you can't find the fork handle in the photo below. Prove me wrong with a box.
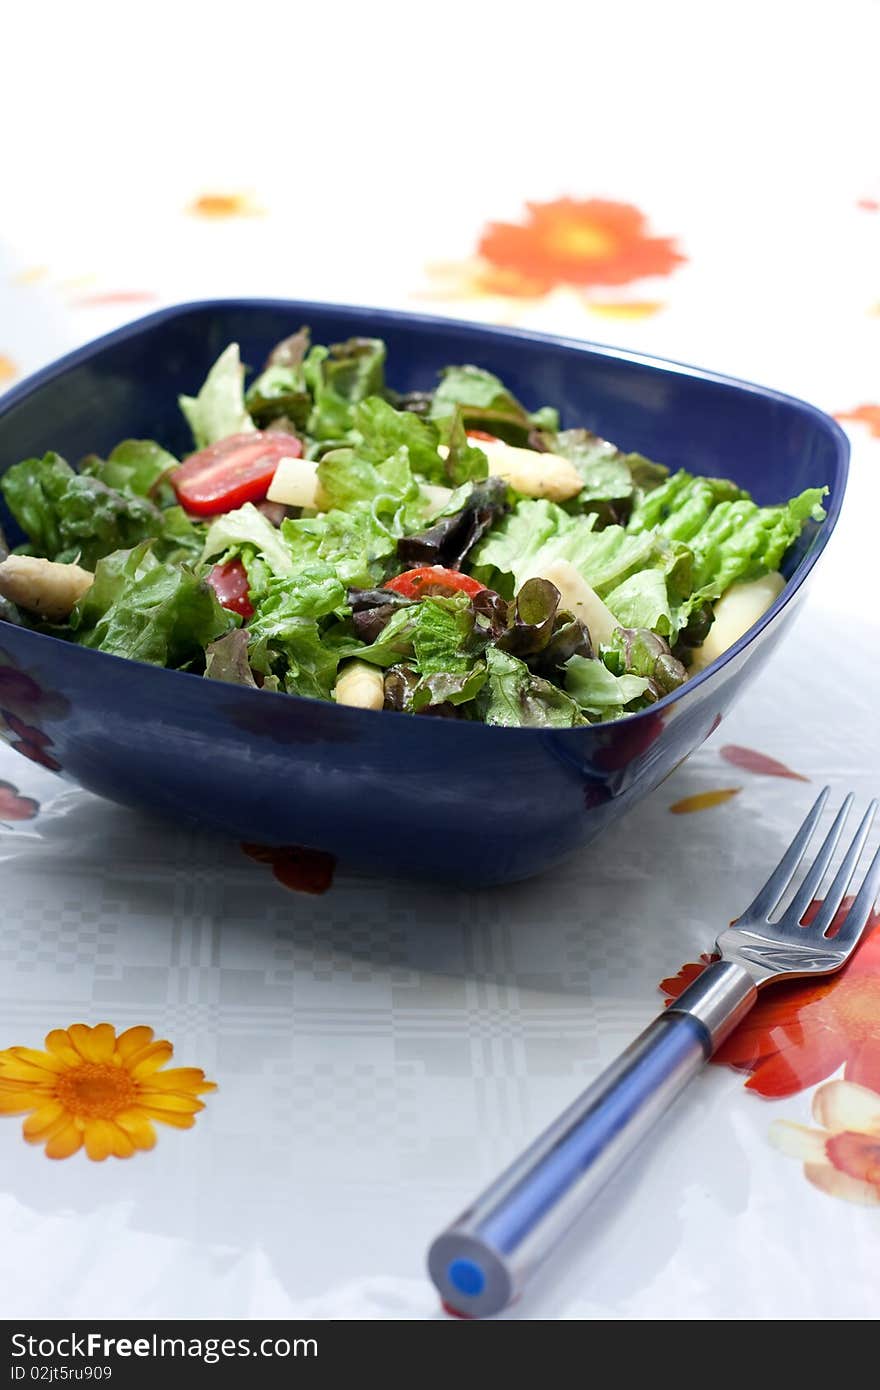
[427,961,756,1318]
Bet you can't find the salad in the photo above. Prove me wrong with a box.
[0,330,826,728]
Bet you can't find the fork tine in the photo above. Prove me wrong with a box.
[784,794,854,925]
[808,799,878,938]
[742,786,829,921]
[823,841,880,948]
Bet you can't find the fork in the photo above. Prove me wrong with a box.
[428,787,880,1318]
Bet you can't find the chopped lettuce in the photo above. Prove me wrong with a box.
[429,364,556,444]
[205,629,259,687]
[304,338,386,440]
[249,567,345,625]
[351,397,446,481]
[477,648,585,727]
[564,655,650,720]
[71,541,234,666]
[246,328,312,429]
[688,487,826,600]
[1,452,169,570]
[411,595,476,675]
[179,344,255,450]
[601,627,688,699]
[282,505,398,589]
[474,499,666,600]
[317,443,422,526]
[1,328,828,729]
[81,439,179,499]
[202,502,297,577]
[260,620,348,701]
[397,476,508,570]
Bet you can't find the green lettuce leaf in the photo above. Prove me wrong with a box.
[351,397,445,481]
[627,471,746,540]
[179,344,256,449]
[248,614,347,700]
[411,595,475,675]
[304,338,386,440]
[81,439,179,499]
[432,411,491,486]
[564,654,650,720]
[603,568,675,635]
[249,566,346,626]
[600,627,688,699]
[428,364,554,445]
[201,502,297,577]
[204,629,259,687]
[688,487,826,600]
[552,430,668,519]
[282,505,398,589]
[1,452,168,570]
[477,647,585,727]
[382,662,487,713]
[473,499,665,599]
[71,541,234,665]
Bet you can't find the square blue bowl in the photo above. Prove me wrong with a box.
[0,301,849,886]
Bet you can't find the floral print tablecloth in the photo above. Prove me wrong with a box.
[1,0,879,1319]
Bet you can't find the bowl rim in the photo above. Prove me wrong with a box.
[0,296,851,735]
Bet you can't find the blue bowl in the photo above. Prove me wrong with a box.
[0,301,849,886]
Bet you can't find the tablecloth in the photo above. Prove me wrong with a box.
[1,0,878,1320]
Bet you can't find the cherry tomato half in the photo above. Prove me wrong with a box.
[384,566,486,600]
[172,432,303,516]
[206,559,254,620]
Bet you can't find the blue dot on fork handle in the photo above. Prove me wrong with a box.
[447,1259,486,1297]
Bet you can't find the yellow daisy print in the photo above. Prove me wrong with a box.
[0,1023,216,1161]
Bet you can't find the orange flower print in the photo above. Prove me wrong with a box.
[420,198,685,322]
[669,787,741,814]
[187,192,262,219]
[475,198,686,297]
[661,898,880,1098]
[835,405,880,439]
[0,1024,216,1161]
[770,1079,880,1206]
[0,354,18,385]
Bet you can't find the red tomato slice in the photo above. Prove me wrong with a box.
[206,559,254,620]
[384,566,486,599]
[172,432,303,516]
[466,430,500,443]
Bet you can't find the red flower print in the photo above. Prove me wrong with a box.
[0,712,62,772]
[719,745,808,782]
[661,898,880,1097]
[0,780,39,822]
[242,843,336,895]
[72,291,159,308]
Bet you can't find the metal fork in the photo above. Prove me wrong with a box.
[428,787,880,1318]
